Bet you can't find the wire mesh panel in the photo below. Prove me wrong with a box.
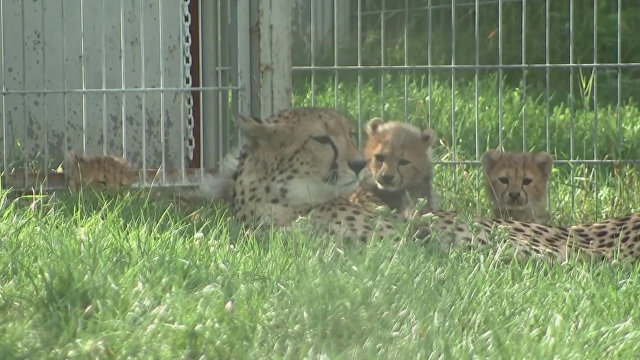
[0,0,242,189]
[291,0,640,221]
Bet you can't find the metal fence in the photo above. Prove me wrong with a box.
[291,0,640,219]
[2,0,640,219]
[0,0,246,189]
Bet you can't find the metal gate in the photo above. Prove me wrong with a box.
[0,0,294,190]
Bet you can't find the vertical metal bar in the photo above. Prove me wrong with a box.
[80,0,87,154]
[0,0,5,178]
[474,0,480,214]
[229,0,239,149]
[236,0,250,143]
[42,0,48,187]
[497,0,503,149]
[217,0,224,167]
[198,0,204,176]
[521,0,527,151]
[569,0,575,217]
[20,1,27,182]
[403,0,408,122]
[474,0,479,159]
[545,0,551,211]
[333,0,338,109]
[544,0,550,152]
[427,0,432,128]
[451,0,457,188]
[380,0,385,118]
[102,0,107,156]
[159,0,166,182]
[226,1,232,109]
[139,0,147,183]
[227,0,233,127]
[62,0,69,159]
[310,0,315,107]
[120,0,127,159]
[357,0,362,142]
[616,0,622,159]
[179,0,186,180]
[216,1,224,164]
[592,0,599,217]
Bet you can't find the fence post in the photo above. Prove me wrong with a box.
[248,0,293,119]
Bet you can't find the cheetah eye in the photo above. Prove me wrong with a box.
[374,154,385,162]
[398,159,410,166]
[522,177,533,186]
[498,176,509,184]
[310,134,332,144]
[350,131,357,139]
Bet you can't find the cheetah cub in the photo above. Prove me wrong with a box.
[63,150,139,190]
[350,117,438,217]
[482,150,553,223]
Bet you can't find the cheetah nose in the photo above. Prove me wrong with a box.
[348,159,367,175]
[509,192,521,200]
[381,174,395,184]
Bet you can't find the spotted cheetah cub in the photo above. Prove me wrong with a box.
[482,150,553,223]
[350,118,438,218]
[63,150,139,190]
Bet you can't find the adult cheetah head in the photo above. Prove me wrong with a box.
[363,117,436,192]
[482,150,553,214]
[235,108,366,207]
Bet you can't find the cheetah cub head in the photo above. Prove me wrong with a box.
[63,150,139,190]
[482,150,553,223]
[364,118,437,194]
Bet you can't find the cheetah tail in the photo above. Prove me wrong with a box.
[197,150,240,203]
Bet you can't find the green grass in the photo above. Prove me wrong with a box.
[3,190,640,359]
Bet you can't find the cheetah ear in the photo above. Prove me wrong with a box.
[533,151,553,179]
[236,114,287,141]
[421,128,437,148]
[366,117,385,135]
[481,149,502,172]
